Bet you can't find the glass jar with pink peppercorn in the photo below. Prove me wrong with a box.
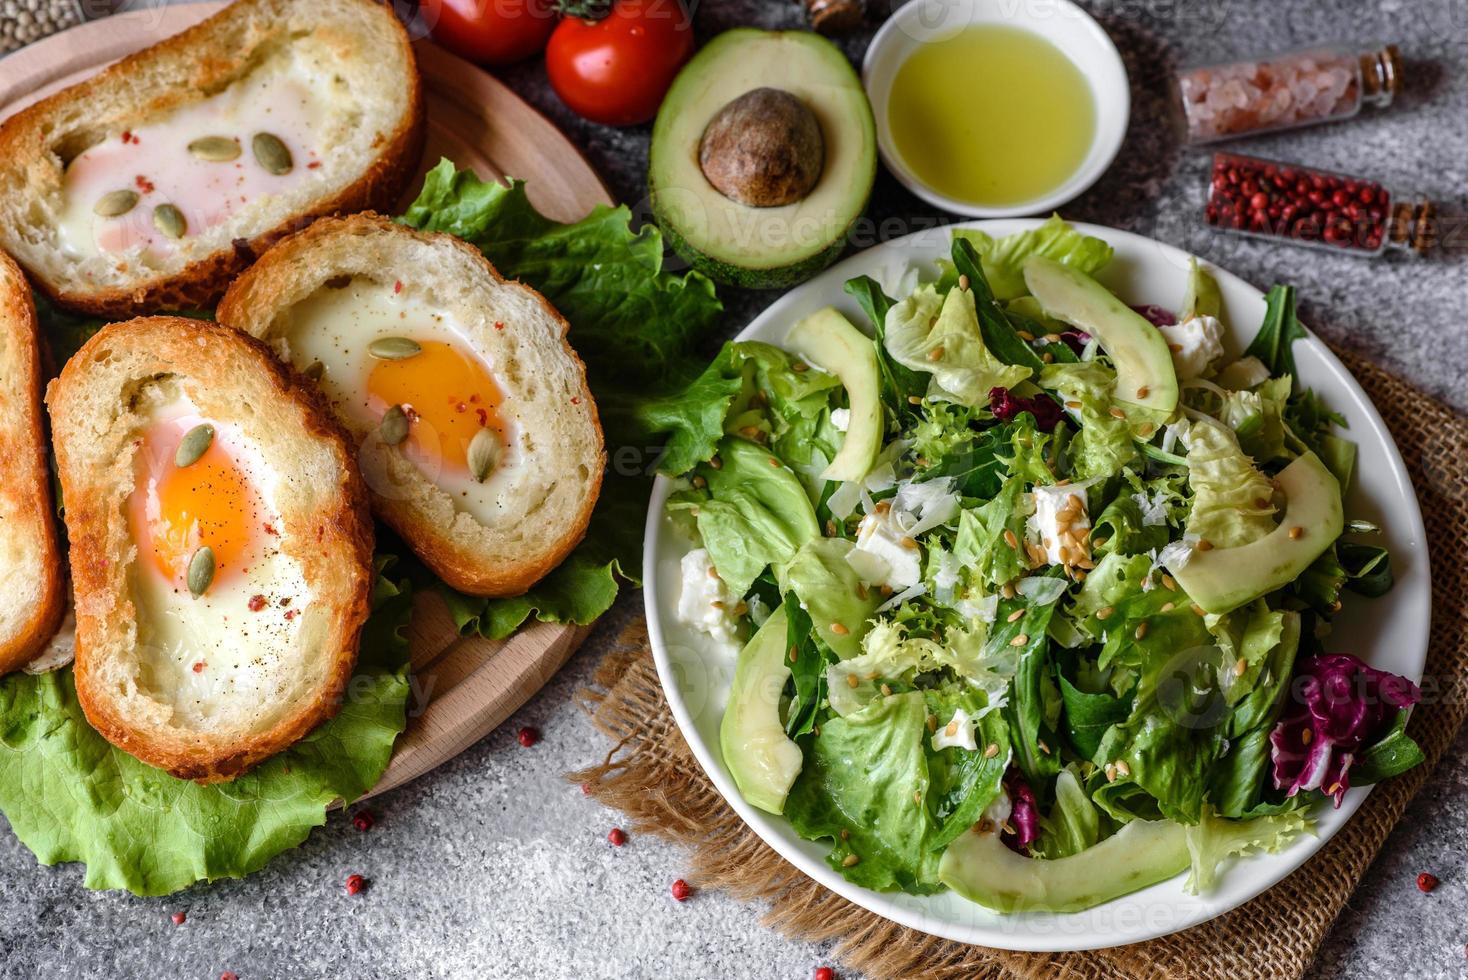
[1204,152,1436,256]
[1176,44,1402,143]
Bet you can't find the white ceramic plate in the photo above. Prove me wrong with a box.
[643,221,1430,951]
[862,0,1130,217]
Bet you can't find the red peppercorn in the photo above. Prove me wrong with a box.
[517,726,539,748]
[580,782,592,795]
[608,827,627,846]
[171,911,186,925]
[1249,192,1269,211]
[1418,872,1439,893]
[221,973,238,980]
[671,878,692,901]
[352,810,375,832]
[815,969,836,980]
[346,874,367,895]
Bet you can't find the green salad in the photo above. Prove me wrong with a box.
[646,218,1424,913]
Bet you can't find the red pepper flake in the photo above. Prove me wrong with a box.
[475,408,488,427]
[352,809,376,832]
[393,280,403,294]
[307,161,321,169]
[493,321,505,331]
[192,661,206,673]
[221,973,238,980]
[517,726,539,748]
[570,397,581,405]
[670,878,692,902]
[284,609,298,621]
[135,175,154,193]
[580,782,592,795]
[171,911,186,926]
[1418,872,1440,893]
[469,393,481,404]
[455,402,467,413]
[263,522,279,536]
[607,827,627,847]
[345,873,367,895]
[815,969,836,980]
[248,594,267,612]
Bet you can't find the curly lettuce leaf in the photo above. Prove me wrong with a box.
[1183,805,1312,894]
[1039,361,1139,479]
[784,692,943,893]
[951,216,1114,302]
[1180,420,1277,549]
[884,283,1030,406]
[0,559,413,896]
[400,162,723,638]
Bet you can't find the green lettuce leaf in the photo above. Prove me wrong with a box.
[784,691,943,893]
[1180,420,1277,550]
[1034,765,1106,859]
[884,283,1030,405]
[0,558,413,896]
[1039,361,1139,479]
[993,594,1062,785]
[399,162,723,637]
[924,689,1010,851]
[952,477,1029,589]
[1242,285,1307,387]
[952,216,1113,301]
[1183,805,1312,894]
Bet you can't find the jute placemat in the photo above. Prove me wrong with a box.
[569,348,1468,980]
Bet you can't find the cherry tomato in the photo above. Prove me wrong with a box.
[546,0,696,126]
[421,0,558,66]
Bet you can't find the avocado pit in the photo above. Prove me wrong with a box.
[698,87,825,208]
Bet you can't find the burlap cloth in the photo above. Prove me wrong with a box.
[570,348,1467,980]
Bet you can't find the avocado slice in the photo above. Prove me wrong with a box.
[939,819,1190,914]
[720,605,803,814]
[786,307,883,483]
[1169,452,1344,615]
[1022,256,1180,415]
[649,29,876,289]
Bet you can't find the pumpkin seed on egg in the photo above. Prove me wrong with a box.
[187,546,215,598]
[93,189,139,217]
[468,428,499,483]
[379,404,409,445]
[188,135,241,161]
[152,204,187,239]
[252,132,293,175]
[174,423,215,468]
[367,336,422,360]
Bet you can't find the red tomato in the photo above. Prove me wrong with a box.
[546,0,696,126]
[421,0,558,66]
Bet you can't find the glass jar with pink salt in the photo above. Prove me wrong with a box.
[1176,44,1402,143]
[1204,152,1436,257]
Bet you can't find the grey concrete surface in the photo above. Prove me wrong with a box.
[2,0,1467,978]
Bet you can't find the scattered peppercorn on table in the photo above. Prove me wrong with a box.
[1,0,1466,977]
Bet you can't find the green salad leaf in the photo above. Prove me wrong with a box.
[1242,285,1307,387]
[0,558,413,896]
[884,283,1030,405]
[952,216,1114,301]
[1039,361,1138,479]
[1179,420,1277,549]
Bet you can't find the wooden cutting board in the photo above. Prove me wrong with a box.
[0,3,612,799]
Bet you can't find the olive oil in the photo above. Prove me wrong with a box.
[888,25,1097,207]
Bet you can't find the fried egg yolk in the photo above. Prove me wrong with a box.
[128,418,266,587]
[366,339,508,475]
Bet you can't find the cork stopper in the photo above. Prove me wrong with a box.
[1359,44,1403,107]
[801,0,865,34]
[1387,197,1436,256]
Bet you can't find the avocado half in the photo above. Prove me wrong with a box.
[649,29,877,290]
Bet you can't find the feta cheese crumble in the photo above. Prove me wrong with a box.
[1157,315,1225,380]
[675,548,741,651]
[1027,483,1091,566]
[830,407,851,432]
[931,706,979,752]
[847,506,922,590]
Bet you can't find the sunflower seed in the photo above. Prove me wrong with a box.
[252,132,293,175]
[93,189,139,217]
[152,204,187,239]
[379,405,409,445]
[174,424,214,467]
[188,135,241,161]
[303,360,326,381]
[468,428,499,483]
[187,546,215,598]
[367,337,422,360]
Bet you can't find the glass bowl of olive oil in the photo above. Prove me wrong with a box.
[864,0,1130,217]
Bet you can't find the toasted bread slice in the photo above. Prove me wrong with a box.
[217,214,605,597]
[0,0,424,318]
[0,251,66,673]
[46,316,375,782]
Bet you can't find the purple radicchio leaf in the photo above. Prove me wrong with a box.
[1001,767,1040,855]
[989,386,1063,433]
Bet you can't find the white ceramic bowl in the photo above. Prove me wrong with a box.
[863,0,1131,217]
[643,219,1431,951]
